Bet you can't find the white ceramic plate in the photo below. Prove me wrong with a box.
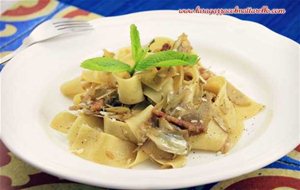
[1,11,299,189]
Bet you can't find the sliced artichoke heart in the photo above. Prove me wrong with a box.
[147,128,188,155]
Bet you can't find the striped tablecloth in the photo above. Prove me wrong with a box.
[0,0,299,189]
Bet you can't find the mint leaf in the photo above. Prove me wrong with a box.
[130,24,146,63]
[143,59,192,67]
[135,50,198,71]
[81,57,131,72]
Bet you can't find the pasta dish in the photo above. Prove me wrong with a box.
[51,24,264,168]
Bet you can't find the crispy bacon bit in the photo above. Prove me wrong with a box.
[161,43,171,51]
[90,99,104,112]
[152,109,204,135]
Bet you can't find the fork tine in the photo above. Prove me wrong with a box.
[57,28,93,32]
[54,23,91,28]
[53,19,93,30]
[55,25,93,31]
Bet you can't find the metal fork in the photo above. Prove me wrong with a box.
[0,19,93,64]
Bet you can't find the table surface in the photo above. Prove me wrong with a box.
[0,0,299,189]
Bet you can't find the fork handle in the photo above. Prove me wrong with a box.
[0,41,30,64]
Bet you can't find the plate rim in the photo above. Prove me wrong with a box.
[1,10,299,189]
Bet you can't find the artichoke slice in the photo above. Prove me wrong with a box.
[147,128,188,155]
[147,119,189,155]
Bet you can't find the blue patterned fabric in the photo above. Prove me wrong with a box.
[59,0,300,43]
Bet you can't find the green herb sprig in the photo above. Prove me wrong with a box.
[81,57,131,72]
[81,24,199,75]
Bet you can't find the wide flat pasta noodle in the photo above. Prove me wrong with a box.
[115,75,144,104]
[104,116,137,143]
[213,82,241,152]
[226,83,251,106]
[204,76,239,151]
[203,76,226,95]
[226,82,264,119]
[205,76,264,120]
[116,47,135,67]
[128,149,149,168]
[142,140,186,168]
[155,155,186,169]
[60,77,84,98]
[87,132,137,168]
[81,70,115,86]
[51,112,77,133]
[222,117,244,153]
[68,116,84,145]
[69,123,138,168]
[67,115,102,145]
[126,105,154,144]
[143,86,162,103]
[190,120,228,151]
[79,114,103,130]
[70,124,102,157]
[140,68,170,91]
[234,103,265,120]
